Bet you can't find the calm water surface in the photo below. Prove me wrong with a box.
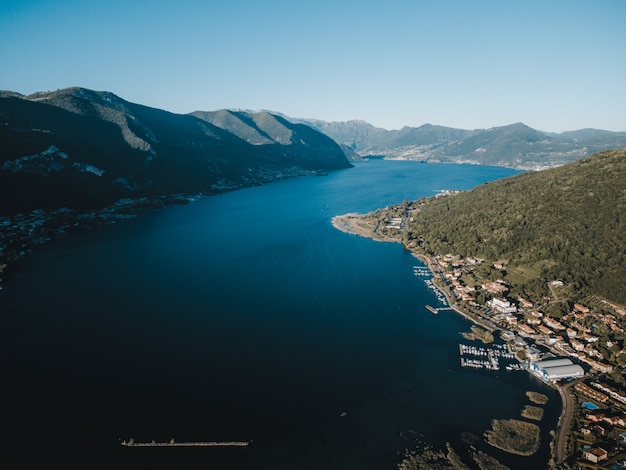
[1,161,559,468]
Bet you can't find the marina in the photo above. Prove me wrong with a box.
[460,356,500,370]
[412,266,432,277]
[458,343,519,372]
[423,279,448,305]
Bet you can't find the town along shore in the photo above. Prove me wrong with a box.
[331,210,567,467]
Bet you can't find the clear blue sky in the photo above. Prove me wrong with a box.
[1,0,625,132]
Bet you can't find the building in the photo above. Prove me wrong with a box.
[501,330,516,341]
[583,447,608,463]
[574,303,591,314]
[482,282,508,294]
[584,447,607,463]
[493,313,517,325]
[575,383,609,403]
[488,297,517,314]
[385,217,402,229]
[581,358,614,374]
[518,324,536,336]
[591,382,626,405]
[529,357,584,382]
[543,317,566,331]
[527,346,543,362]
[537,325,554,336]
[513,337,528,349]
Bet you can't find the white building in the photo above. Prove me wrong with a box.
[488,297,517,314]
[529,358,584,382]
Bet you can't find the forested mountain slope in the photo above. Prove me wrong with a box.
[0,88,350,215]
[190,109,350,168]
[407,148,626,303]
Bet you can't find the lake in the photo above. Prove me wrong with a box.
[1,161,560,469]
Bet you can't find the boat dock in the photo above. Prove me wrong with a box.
[426,305,456,314]
[423,279,449,305]
[412,266,431,277]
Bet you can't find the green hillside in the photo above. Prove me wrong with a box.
[406,148,626,304]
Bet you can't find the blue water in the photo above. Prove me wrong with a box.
[1,161,559,468]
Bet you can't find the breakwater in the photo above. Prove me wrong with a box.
[121,440,250,447]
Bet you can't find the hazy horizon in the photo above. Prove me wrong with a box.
[1,0,625,133]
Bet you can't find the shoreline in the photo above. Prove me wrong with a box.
[331,211,565,465]
[0,194,196,293]
[331,213,388,242]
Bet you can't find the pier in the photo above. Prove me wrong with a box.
[425,305,456,314]
[121,440,250,448]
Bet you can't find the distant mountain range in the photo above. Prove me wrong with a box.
[2,87,626,295]
[2,87,626,218]
[296,118,626,170]
[0,87,351,215]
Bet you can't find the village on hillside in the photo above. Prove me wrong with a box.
[427,251,626,467]
[406,211,626,469]
[335,198,626,468]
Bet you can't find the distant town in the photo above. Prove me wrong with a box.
[0,195,198,291]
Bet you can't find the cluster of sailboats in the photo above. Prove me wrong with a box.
[458,343,523,371]
[423,279,447,305]
[413,263,526,373]
[412,266,431,277]
[412,265,448,306]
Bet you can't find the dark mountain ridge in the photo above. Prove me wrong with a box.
[190,109,348,170]
[0,87,351,215]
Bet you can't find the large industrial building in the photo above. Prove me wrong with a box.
[529,357,585,382]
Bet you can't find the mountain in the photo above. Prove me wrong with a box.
[190,109,350,169]
[0,87,351,216]
[298,119,390,151]
[377,123,473,149]
[298,118,626,170]
[405,148,626,304]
